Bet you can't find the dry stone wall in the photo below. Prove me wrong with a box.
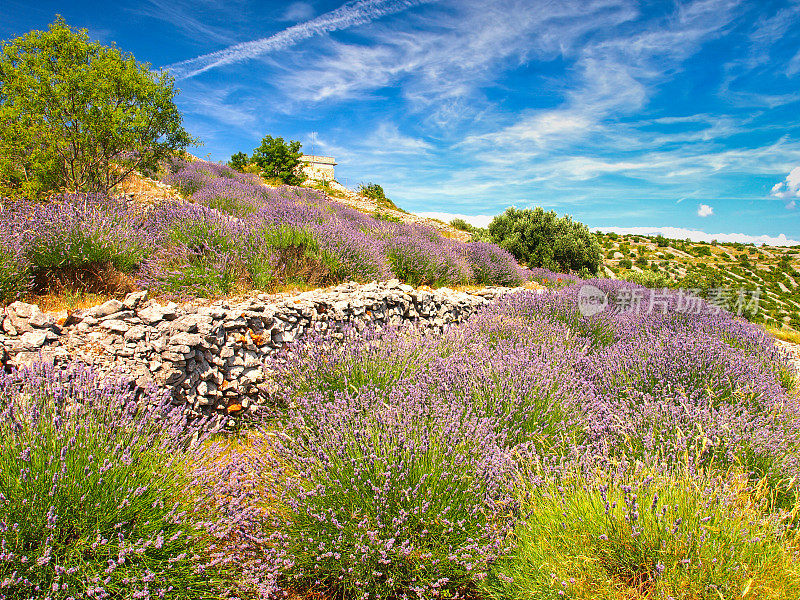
[0,280,521,418]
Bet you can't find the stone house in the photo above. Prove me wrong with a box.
[301,155,336,181]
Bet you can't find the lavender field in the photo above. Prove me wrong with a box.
[0,160,524,305]
[2,278,800,599]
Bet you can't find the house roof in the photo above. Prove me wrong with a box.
[301,154,337,166]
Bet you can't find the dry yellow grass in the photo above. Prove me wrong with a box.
[26,292,115,313]
[24,277,533,315]
[768,326,800,344]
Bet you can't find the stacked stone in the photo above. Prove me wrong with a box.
[0,280,523,416]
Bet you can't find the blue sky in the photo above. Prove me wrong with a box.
[3,0,800,244]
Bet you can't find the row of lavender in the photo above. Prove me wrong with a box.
[0,160,524,303]
[3,280,799,599]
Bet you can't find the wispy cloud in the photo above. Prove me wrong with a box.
[789,50,800,76]
[275,0,636,112]
[362,123,434,155]
[163,0,436,79]
[133,0,239,45]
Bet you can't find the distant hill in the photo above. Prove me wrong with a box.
[597,231,800,330]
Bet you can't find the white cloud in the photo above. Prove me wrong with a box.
[163,0,436,79]
[600,226,800,247]
[282,2,316,21]
[464,110,596,149]
[416,212,495,227]
[454,0,743,176]
[789,50,800,76]
[771,167,800,200]
[697,203,714,217]
[275,0,637,110]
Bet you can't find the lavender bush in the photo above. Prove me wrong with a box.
[137,203,244,297]
[235,386,516,599]
[3,196,154,274]
[238,280,800,598]
[0,246,28,304]
[273,325,432,403]
[0,159,526,302]
[384,228,470,287]
[0,362,226,600]
[465,242,522,287]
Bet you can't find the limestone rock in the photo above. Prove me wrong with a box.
[91,299,124,318]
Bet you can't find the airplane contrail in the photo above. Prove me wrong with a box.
[163,0,436,80]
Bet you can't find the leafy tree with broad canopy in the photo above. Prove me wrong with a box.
[488,207,602,274]
[251,135,306,186]
[228,151,249,172]
[0,17,195,198]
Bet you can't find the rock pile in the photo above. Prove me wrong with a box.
[0,281,523,417]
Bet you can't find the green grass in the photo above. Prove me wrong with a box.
[483,468,800,600]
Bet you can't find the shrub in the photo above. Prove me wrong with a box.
[313,220,391,282]
[450,219,491,242]
[139,204,241,297]
[357,182,402,211]
[0,18,194,198]
[0,246,29,303]
[273,326,432,404]
[416,314,592,451]
[488,207,601,273]
[0,362,224,599]
[450,217,471,231]
[20,197,153,274]
[0,196,154,298]
[624,269,671,289]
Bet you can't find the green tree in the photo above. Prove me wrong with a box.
[487,207,602,273]
[228,151,249,172]
[0,17,195,198]
[251,135,305,185]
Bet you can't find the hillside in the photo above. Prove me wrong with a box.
[304,179,472,242]
[597,231,800,329]
[0,160,528,311]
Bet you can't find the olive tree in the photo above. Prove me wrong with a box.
[488,207,602,273]
[0,17,195,197]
